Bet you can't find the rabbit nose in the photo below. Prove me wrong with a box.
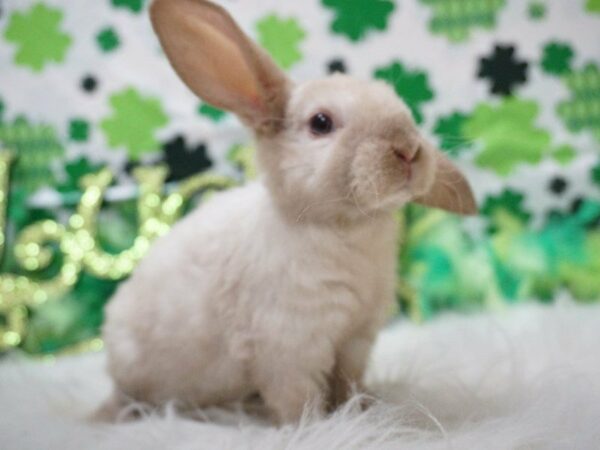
[392,144,420,163]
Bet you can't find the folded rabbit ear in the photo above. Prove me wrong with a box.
[150,0,289,133]
[413,150,477,215]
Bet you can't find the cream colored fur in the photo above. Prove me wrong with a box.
[100,0,476,423]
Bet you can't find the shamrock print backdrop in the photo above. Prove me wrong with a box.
[0,0,599,354]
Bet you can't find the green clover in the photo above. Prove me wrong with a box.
[528,2,546,20]
[100,88,168,160]
[256,15,306,70]
[419,0,506,42]
[374,61,434,124]
[541,42,574,76]
[69,118,90,142]
[322,0,395,42]
[3,3,72,72]
[198,103,227,122]
[481,189,532,229]
[464,98,551,176]
[433,112,472,156]
[96,27,120,53]
[0,117,64,192]
[7,186,30,230]
[551,145,577,166]
[560,232,600,300]
[586,0,600,13]
[57,157,104,195]
[481,188,534,238]
[111,0,145,13]
[592,162,600,187]
[557,63,600,142]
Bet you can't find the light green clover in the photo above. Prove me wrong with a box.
[0,117,64,192]
[419,0,506,42]
[464,98,551,176]
[256,14,306,70]
[557,63,600,142]
[586,0,600,13]
[3,3,72,72]
[552,145,577,166]
[100,88,168,159]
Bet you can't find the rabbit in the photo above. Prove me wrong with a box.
[97,0,477,424]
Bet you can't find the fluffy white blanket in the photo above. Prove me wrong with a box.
[1,301,599,450]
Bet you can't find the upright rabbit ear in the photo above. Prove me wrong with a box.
[413,151,477,215]
[150,0,289,133]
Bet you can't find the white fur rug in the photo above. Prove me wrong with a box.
[1,301,600,450]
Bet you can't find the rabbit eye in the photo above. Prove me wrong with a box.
[309,113,334,136]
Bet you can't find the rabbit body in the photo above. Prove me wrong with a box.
[99,0,476,424]
[103,181,398,422]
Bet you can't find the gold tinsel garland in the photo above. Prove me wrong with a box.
[0,151,236,351]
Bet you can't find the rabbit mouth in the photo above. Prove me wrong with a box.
[399,160,413,183]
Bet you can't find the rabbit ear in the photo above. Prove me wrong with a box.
[150,0,289,133]
[413,151,477,215]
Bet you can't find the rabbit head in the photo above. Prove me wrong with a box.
[151,0,477,223]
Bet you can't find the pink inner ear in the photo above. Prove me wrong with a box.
[247,92,263,112]
[151,0,289,130]
[153,3,265,117]
[196,22,264,104]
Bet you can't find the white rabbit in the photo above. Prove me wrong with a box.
[98,0,476,424]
